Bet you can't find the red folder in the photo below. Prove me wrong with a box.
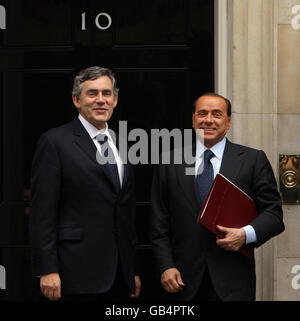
[197,173,257,259]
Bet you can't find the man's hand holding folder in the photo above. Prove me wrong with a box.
[215,225,246,252]
[197,173,257,259]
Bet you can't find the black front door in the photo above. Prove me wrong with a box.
[0,0,214,300]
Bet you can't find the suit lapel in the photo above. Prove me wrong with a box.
[72,118,98,163]
[219,139,244,183]
[71,118,119,192]
[176,143,202,216]
[176,164,202,216]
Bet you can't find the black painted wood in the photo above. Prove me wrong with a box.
[0,0,214,300]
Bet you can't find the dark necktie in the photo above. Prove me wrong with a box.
[196,149,214,204]
[96,133,120,192]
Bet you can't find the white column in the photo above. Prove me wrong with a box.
[216,0,279,300]
[214,0,232,100]
[0,5,6,30]
[232,0,278,301]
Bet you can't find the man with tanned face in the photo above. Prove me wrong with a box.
[150,93,284,301]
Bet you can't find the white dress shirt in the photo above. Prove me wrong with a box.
[195,137,257,244]
[78,114,124,187]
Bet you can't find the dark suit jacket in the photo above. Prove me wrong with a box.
[150,139,284,301]
[29,117,137,295]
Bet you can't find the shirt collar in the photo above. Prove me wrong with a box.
[196,136,227,160]
[78,114,110,140]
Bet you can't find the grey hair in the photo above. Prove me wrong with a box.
[72,66,119,99]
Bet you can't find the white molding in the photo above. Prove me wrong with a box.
[214,0,232,100]
[215,0,233,140]
[0,5,6,30]
[0,265,6,290]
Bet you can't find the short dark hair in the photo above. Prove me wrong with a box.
[193,92,232,116]
[72,66,119,99]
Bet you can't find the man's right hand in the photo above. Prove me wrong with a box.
[160,268,185,293]
[40,273,61,301]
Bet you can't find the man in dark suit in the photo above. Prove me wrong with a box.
[150,93,284,301]
[29,66,141,301]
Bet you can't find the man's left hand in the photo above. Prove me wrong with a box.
[216,225,246,251]
[129,275,141,298]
